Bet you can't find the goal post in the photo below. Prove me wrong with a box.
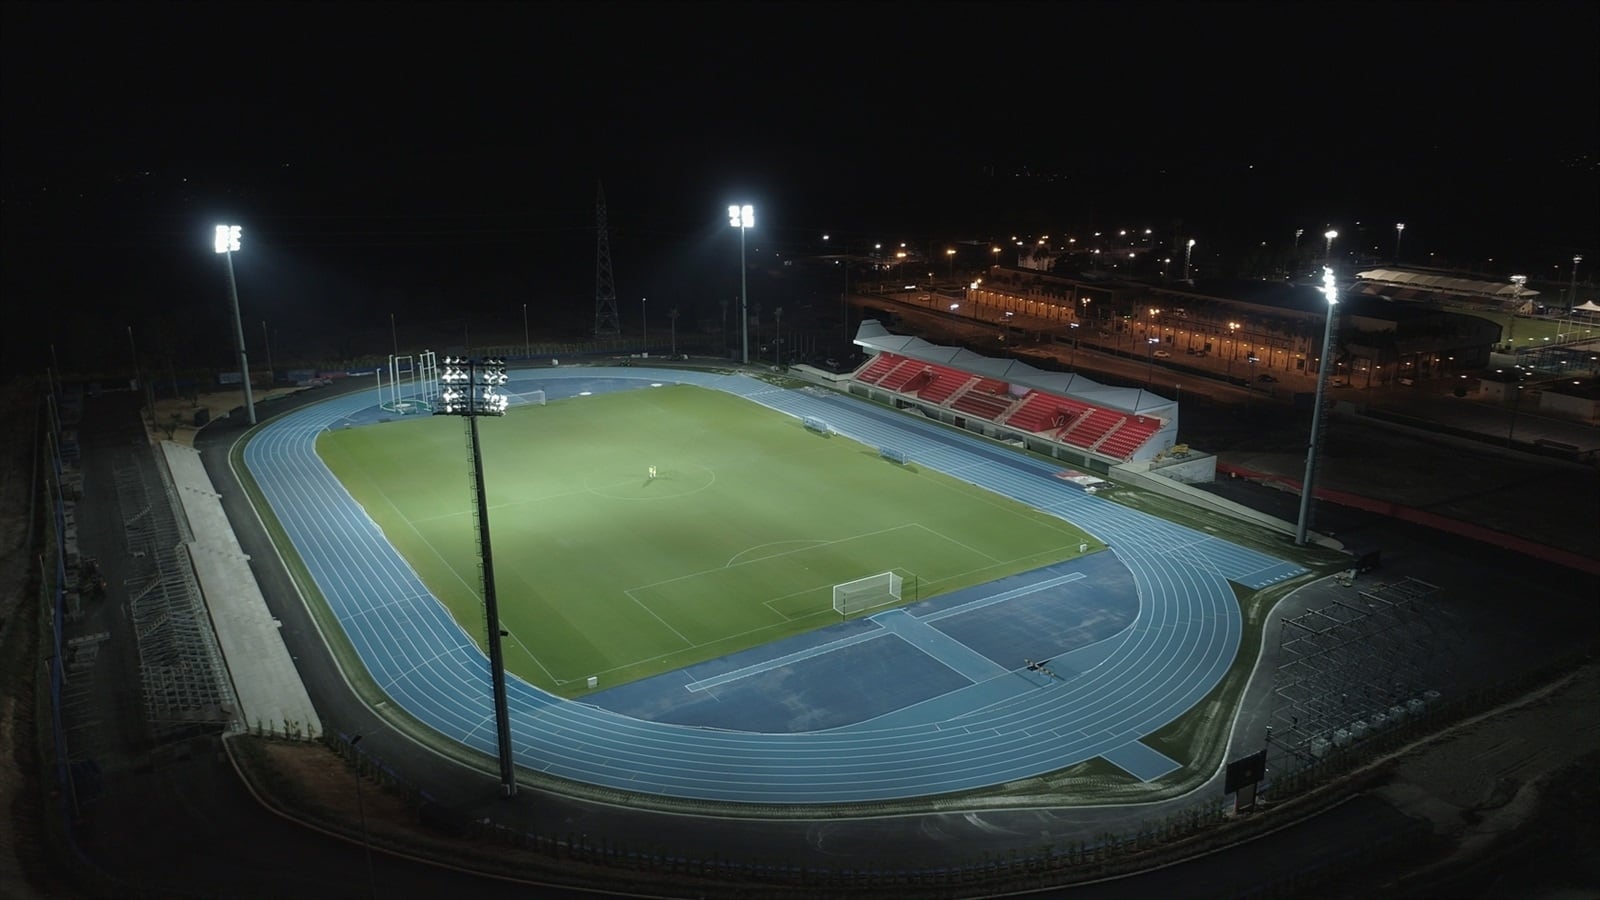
[832,571,903,617]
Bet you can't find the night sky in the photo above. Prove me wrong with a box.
[3,0,1596,377]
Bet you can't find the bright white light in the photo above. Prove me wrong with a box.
[1321,266,1339,305]
[213,225,241,253]
[1324,229,1338,240]
[1395,223,1405,232]
[728,204,754,229]
[1187,239,1195,248]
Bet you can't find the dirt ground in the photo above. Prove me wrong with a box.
[145,386,304,448]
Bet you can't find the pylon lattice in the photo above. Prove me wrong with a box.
[594,181,620,336]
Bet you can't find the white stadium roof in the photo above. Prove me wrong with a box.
[1355,268,1539,299]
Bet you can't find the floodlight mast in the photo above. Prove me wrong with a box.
[434,357,517,797]
[214,225,256,425]
[729,204,753,365]
[1295,267,1340,546]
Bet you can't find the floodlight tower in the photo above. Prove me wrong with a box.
[729,204,754,365]
[1569,254,1584,309]
[1323,229,1338,266]
[434,357,517,797]
[1183,239,1196,281]
[213,225,256,425]
[1296,267,1340,546]
[1394,223,1405,262]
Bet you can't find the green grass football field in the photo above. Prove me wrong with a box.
[316,383,1102,696]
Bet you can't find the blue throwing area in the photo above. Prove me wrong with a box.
[243,367,1307,803]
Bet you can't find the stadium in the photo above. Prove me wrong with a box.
[35,325,1600,897]
[231,340,1317,811]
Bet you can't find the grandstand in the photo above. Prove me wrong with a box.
[848,320,1178,464]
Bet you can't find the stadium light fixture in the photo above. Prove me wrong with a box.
[1323,229,1338,265]
[433,356,516,796]
[1507,275,1527,347]
[729,204,754,365]
[1394,223,1405,261]
[1296,267,1340,546]
[213,225,256,425]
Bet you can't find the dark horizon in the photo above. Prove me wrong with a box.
[4,0,1597,377]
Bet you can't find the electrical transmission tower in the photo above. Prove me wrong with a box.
[594,181,621,336]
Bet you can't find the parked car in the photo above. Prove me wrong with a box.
[1153,350,1171,358]
[1256,373,1278,383]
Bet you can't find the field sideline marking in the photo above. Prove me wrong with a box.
[719,522,924,571]
[332,444,566,684]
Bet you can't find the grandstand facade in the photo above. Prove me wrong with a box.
[849,320,1178,469]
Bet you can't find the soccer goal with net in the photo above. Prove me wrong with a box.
[832,571,903,617]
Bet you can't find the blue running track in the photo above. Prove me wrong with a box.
[243,368,1306,803]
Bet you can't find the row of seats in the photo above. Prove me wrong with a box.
[951,389,1013,420]
[1097,416,1163,459]
[851,353,1164,460]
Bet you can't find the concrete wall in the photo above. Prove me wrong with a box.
[1111,459,1306,539]
[1146,452,1217,484]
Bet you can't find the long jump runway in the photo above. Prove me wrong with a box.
[243,368,1306,803]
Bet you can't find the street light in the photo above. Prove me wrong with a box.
[1183,239,1195,281]
[669,307,679,358]
[1227,321,1241,377]
[1508,275,1527,349]
[1569,254,1584,310]
[1323,229,1338,266]
[261,320,274,386]
[213,224,256,425]
[774,306,783,366]
[522,303,529,359]
[641,296,647,354]
[433,357,517,797]
[1394,223,1405,262]
[1295,267,1340,546]
[729,204,754,365]
[946,247,956,280]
